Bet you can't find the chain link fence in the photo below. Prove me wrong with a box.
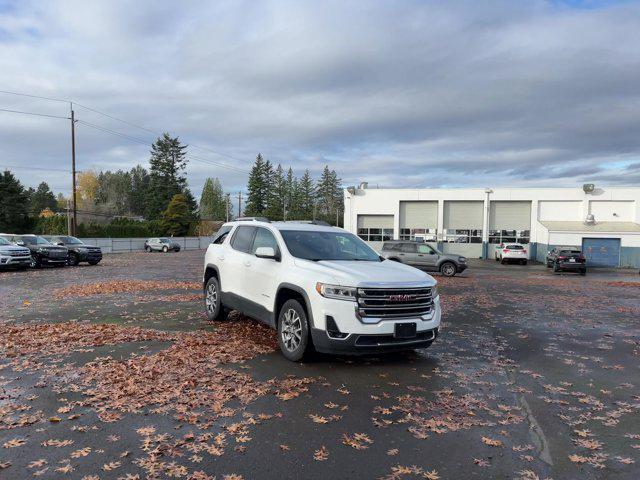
[78,237,213,253]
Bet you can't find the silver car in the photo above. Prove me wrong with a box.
[381,240,467,277]
[144,237,181,253]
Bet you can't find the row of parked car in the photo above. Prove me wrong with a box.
[0,234,102,270]
[496,242,587,275]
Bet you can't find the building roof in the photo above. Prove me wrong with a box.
[540,221,640,233]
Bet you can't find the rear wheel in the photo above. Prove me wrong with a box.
[204,276,228,321]
[500,257,507,265]
[145,246,152,252]
[440,261,456,277]
[162,246,168,253]
[553,263,560,273]
[521,260,528,266]
[278,299,312,362]
[580,269,586,276]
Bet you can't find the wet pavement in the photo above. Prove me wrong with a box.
[1,251,639,479]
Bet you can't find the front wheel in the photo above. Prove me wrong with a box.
[68,252,79,266]
[278,299,312,362]
[145,246,152,253]
[204,277,228,321]
[440,261,456,277]
[30,256,41,269]
[162,246,168,253]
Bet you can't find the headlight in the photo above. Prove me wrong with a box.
[37,248,46,253]
[431,285,439,299]
[315,283,357,301]
[458,256,467,262]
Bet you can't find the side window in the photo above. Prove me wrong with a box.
[231,226,256,253]
[417,244,435,254]
[401,243,417,253]
[212,226,232,244]
[252,228,279,254]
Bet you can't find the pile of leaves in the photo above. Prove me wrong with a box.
[52,280,201,298]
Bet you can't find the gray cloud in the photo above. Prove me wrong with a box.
[1,0,639,198]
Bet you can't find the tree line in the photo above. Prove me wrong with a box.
[0,135,345,236]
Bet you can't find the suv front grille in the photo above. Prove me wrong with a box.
[356,287,434,319]
[8,250,30,257]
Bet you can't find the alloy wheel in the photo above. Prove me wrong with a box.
[281,308,302,352]
[442,263,455,276]
[205,282,218,314]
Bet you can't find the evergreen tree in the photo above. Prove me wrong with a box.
[0,170,30,232]
[297,169,315,220]
[146,133,188,220]
[244,154,269,217]
[129,165,150,216]
[28,182,58,215]
[315,166,343,225]
[96,170,133,216]
[285,167,299,219]
[161,193,192,236]
[200,178,227,220]
[266,163,286,220]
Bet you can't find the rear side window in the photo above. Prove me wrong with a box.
[382,243,401,251]
[401,243,417,253]
[212,225,232,244]
[231,226,256,253]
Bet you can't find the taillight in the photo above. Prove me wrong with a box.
[523,249,527,254]
[558,256,566,260]
[503,249,509,253]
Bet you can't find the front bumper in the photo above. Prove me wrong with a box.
[309,294,442,355]
[76,250,103,262]
[0,255,32,268]
[457,263,468,272]
[556,261,585,271]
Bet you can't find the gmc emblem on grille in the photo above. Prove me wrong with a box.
[389,294,415,301]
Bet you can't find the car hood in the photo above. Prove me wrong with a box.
[293,258,436,287]
[0,246,30,254]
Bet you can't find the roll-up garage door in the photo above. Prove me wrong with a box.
[399,201,438,229]
[489,202,531,230]
[582,238,621,267]
[443,201,483,229]
[357,215,394,229]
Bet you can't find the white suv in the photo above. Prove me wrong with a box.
[203,219,441,361]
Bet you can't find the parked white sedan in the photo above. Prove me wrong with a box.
[495,243,528,265]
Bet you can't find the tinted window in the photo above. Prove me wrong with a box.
[231,226,256,253]
[417,244,436,254]
[400,243,417,253]
[506,244,524,250]
[382,243,401,251]
[560,250,581,254]
[0,237,11,246]
[212,226,232,244]
[252,228,279,254]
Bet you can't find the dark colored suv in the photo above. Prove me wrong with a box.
[546,246,586,275]
[380,240,468,277]
[4,234,68,268]
[46,235,103,266]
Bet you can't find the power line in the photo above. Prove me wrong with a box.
[0,90,70,104]
[1,164,73,173]
[0,107,69,120]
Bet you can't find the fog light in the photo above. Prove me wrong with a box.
[326,316,348,339]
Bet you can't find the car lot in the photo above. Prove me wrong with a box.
[1,252,639,479]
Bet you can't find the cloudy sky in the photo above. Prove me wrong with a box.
[1,0,640,199]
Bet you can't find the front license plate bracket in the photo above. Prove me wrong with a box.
[394,322,417,339]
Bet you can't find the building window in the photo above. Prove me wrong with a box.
[489,230,530,244]
[443,229,483,243]
[358,228,394,242]
[399,228,437,241]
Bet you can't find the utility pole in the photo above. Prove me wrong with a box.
[225,193,230,222]
[70,104,77,236]
[237,192,242,218]
[283,199,287,221]
[66,198,72,235]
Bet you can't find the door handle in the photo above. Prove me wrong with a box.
[217,255,225,261]
[243,260,251,267]
[418,254,424,257]
[399,253,405,256]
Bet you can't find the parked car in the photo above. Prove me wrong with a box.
[45,235,103,266]
[546,246,586,275]
[1,234,68,268]
[203,219,441,361]
[380,240,467,277]
[0,236,32,270]
[495,243,528,265]
[145,237,181,253]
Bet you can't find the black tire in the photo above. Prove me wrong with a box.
[204,276,228,321]
[521,260,528,266]
[580,269,586,276]
[68,252,79,266]
[440,261,456,277]
[553,263,560,273]
[30,256,41,269]
[88,260,100,266]
[495,254,499,262]
[175,247,181,252]
[546,260,552,268]
[277,299,312,362]
[162,246,168,253]
[500,257,507,265]
[145,246,152,253]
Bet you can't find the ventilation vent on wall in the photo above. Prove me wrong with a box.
[584,213,596,225]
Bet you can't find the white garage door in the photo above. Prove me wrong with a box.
[357,215,394,251]
[489,201,532,257]
[443,201,483,257]
[399,201,438,240]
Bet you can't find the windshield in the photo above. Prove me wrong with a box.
[0,237,11,246]
[280,230,380,262]
[20,236,51,245]
[60,236,83,244]
[159,238,171,243]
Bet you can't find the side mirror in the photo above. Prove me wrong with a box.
[55,241,64,246]
[255,246,278,260]
[16,241,25,246]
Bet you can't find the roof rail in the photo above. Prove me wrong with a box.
[235,216,270,223]
[283,220,332,226]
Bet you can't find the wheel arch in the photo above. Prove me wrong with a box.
[274,283,315,328]
[204,264,220,291]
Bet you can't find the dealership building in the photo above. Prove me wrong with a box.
[343,184,640,268]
